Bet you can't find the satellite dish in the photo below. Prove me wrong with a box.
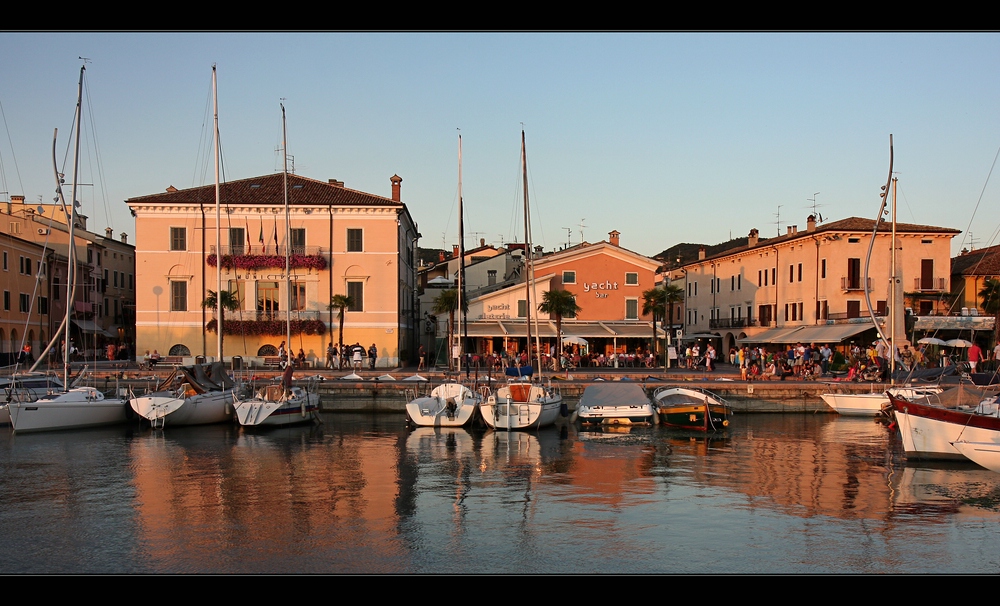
[36,206,44,215]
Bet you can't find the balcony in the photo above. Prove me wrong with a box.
[840,277,872,292]
[208,246,327,271]
[205,310,327,336]
[913,277,947,291]
[709,318,763,329]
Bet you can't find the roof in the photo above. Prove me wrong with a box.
[535,240,661,270]
[126,173,402,208]
[679,217,960,268]
[951,244,1000,276]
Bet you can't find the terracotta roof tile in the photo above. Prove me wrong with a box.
[126,173,400,207]
[952,244,1000,276]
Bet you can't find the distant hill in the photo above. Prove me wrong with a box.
[655,235,767,269]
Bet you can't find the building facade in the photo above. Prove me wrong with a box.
[127,173,418,367]
[677,215,959,353]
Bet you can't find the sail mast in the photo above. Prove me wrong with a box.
[521,130,532,368]
[457,133,464,375]
[62,64,85,387]
[282,103,291,365]
[864,134,893,360]
[213,65,223,363]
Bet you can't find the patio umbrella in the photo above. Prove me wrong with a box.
[917,337,947,346]
[561,336,588,346]
[945,339,974,347]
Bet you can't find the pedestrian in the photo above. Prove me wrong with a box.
[278,341,287,362]
[417,344,426,371]
[969,341,983,372]
[368,343,378,370]
[281,361,294,398]
[326,342,336,369]
[352,343,363,371]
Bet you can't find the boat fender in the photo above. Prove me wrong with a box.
[722,419,729,427]
[560,402,568,417]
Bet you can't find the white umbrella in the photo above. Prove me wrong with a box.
[340,372,364,380]
[561,336,588,346]
[917,337,947,346]
[402,374,429,382]
[945,339,974,348]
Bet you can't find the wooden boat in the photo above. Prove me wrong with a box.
[887,385,1000,461]
[652,386,732,431]
[575,383,655,426]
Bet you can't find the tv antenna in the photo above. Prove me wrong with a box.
[562,227,572,249]
[774,205,783,236]
[807,192,823,222]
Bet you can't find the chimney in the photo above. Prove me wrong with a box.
[166,185,178,193]
[439,251,446,262]
[120,232,128,244]
[698,246,706,260]
[806,214,816,232]
[608,230,620,247]
[480,238,485,247]
[328,179,345,187]
[390,174,402,202]
[787,226,793,235]
[748,228,759,248]
[452,245,459,258]
[105,227,113,239]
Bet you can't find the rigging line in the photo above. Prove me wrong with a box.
[957,142,1000,253]
[82,72,113,231]
[192,76,214,188]
[0,96,25,198]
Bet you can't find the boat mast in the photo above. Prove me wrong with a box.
[890,176,898,379]
[864,134,893,365]
[282,102,291,367]
[63,64,84,387]
[457,133,464,375]
[521,129,543,378]
[213,65,223,363]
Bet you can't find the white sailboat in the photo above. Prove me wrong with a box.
[233,102,319,427]
[128,65,235,428]
[406,133,482,427]
[8,64,130,433]
[481,130,562,430]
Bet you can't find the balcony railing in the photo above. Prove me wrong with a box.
[913,277,947,291]
[207,246,327,271]
[709,318,755,329]
[840,277,872,291]
[206,310,327,336]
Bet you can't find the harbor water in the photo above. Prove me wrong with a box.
[2,410,1000,574]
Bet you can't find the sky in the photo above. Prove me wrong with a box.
[1,32,999,259]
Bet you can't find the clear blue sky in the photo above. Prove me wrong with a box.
[1,32,998,258]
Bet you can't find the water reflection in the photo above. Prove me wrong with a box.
[2,413,1000,573]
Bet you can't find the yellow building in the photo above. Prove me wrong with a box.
[126,173,418,368]
[677,215,959,352]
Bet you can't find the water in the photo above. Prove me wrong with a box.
[2,412,1000,574]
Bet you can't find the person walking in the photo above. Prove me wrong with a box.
[352,343,363,372]
[326,342,336,369]
[417,344,426,371]
[368,343,378,370]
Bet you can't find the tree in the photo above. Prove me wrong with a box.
[538,289,582,371]
[433,289,466,371]
[980,278,1000,343]
[202,289,241,359]
[328,294,354,350]
[642,287,667,358]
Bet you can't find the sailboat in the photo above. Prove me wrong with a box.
[7,64,130,433]
[128,65,235,428]
[821,136,940,415]
[233,102,319,427]
[405,133,483,428]
[480,130,562,431]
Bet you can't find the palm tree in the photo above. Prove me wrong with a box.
[328,294,354,351]
[538,289,581,371]
[642,287,666,359]
[980,278,1000,343]
[202,289,241,358]
[433,289,467,371]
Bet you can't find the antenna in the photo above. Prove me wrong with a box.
[807,192,822,219]
[562,227,572,248]
[578,218,586,243]
[774,205,783,236]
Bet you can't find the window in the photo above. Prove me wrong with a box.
[291,282,306,311]
[257,282,280,316]
[789,264,794,283]
[518,299,527,318]
[562,271,576,285]
[228,280,246,308]
[129,274,133,290]
[347,281,364,312]
[920,259,934,290]
[797,263,802,282]
[738,275,741,290]
[19,293,29,313]
[170,281,187,311]
[847,258,861,290]
[2,252,6,271]
[3,291,9,311]
[848,237,861,244]
[731,276,735,291]
[347,229,363,252]
[488,270,497,286]
[758,270,762,287]
[39,297,48,315]
[821,259,827,279]
[847,300,861,319]
[229,227,245,256]
[626,298,638,320]
[798,302,803,320]
[771,268,776,284]
[170,227,186,251]
[114,271,119,288]
[625,272,638,286]
[291,228,306,254]
[53,276,59,300]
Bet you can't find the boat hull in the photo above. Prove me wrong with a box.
[578,404,655,426]
[235,392,319,427]
[890,394,1000,461]
[950,441,1000,472]
[481,383,561,430]
[8,388,127,433]
[653,387,732,432]
[130,389,235,427]
[821,387,941,416]
[405,382,481,428]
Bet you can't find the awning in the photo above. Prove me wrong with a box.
[72,319,115,338]
[462,320,661,339]
[737,326,805,344]
[914,316,995,331]
[738,323,873,345]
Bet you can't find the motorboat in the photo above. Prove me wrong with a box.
[652,386,732,431]
[575,383,655,426]
[950,440,1000,473]
[129,362,236,428]
[482,380,562,431]
[887,385,1000,460]
[234,384,319,427]
[820,385,942,416]
[405,382,482,427]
